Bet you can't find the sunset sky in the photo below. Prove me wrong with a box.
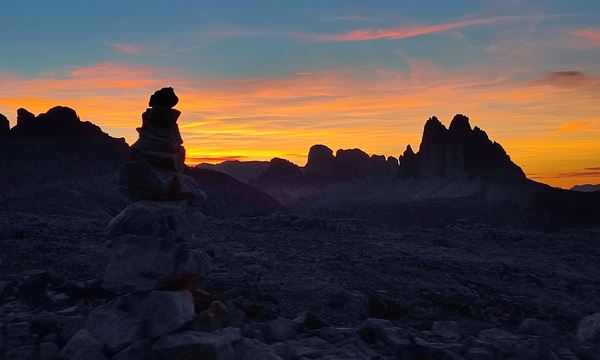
[1,1,599,188]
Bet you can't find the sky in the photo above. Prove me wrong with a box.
[1,0,599,188]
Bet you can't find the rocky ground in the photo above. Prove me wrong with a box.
[1,209,600,359]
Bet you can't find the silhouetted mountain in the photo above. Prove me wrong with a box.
[0,106,131,217]
[0,113,9,136]
[187,167,284,217]
[198,160,269,183]
[399,114,525,182]
[254,157,304,187]
[571,184,600,192]
[304,144,336,180]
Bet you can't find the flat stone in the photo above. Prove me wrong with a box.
[103,234,209,293]
[106,200,187,237]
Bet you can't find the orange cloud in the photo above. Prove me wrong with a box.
[571,28,600,46]
[313,15,543,42]
[1,61,599,188]
[556,121,590,133]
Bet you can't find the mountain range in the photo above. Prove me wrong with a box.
[1,106,599,228]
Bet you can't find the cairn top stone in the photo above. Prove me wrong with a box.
[149,87,179,109]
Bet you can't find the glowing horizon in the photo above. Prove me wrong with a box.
[1,1,599,189]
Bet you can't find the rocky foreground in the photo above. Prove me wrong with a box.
[1,209,599,360]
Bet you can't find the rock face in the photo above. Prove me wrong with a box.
[398,115,526,182]
[119,87,205,204]
[0,113,8,136]
[255,158,304,187]
[304,144,336,179]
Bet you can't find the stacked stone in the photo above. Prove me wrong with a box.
[60,88,232,359]
[120,87,205,204]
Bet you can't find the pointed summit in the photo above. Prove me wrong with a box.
[449,114,471,135]
[400,115,525,182]
[0,113,8,136]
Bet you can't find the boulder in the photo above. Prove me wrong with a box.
[111,339,154,360]
[106,200,187,237]
[119,159,206,203]
[576,312,600,343]
[60,329,103,359]
[151,329,239,360]
[126,291,195,338]
[265,318,297,342]
[85,304,144,353]
[85,291,194,353]
[103,234,211,293]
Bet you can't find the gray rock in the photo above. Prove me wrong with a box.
[119,159,206,203]
[266,318,297,342]
[39,342,59,360]
[106,200,186,237]
[59,315,86,342]
[151,330,237,360]
[60,329,103,359]
[70,348,108,360]
[516,318,558,338]
[4,345,37,359]
[234,338,282,360]
[103,234,210,293]
[431,321,461,341]
[111,338,154,360]
[125,290,195,338]
[85,290,194,352]
[465,346,493,360]
[284,341,320,359]
[85,303,144,353]
[5,321,30,339]
[576,312,600,343]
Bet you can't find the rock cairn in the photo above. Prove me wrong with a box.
[120,87,206,204]
[53,88,234,359]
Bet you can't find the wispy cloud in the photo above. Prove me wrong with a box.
[536,71,591,87]
[571,28,600,46]
[556,121,591,133]
[326,15,375,23]
[310,15,548,42]
[109,42,143,55]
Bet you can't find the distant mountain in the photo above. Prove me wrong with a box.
[399,114,525,182]
[571,184,600,192]
[0,106,131,217]
[187,167,284,217]
[0,107,283,219]
[197,160,269,184]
